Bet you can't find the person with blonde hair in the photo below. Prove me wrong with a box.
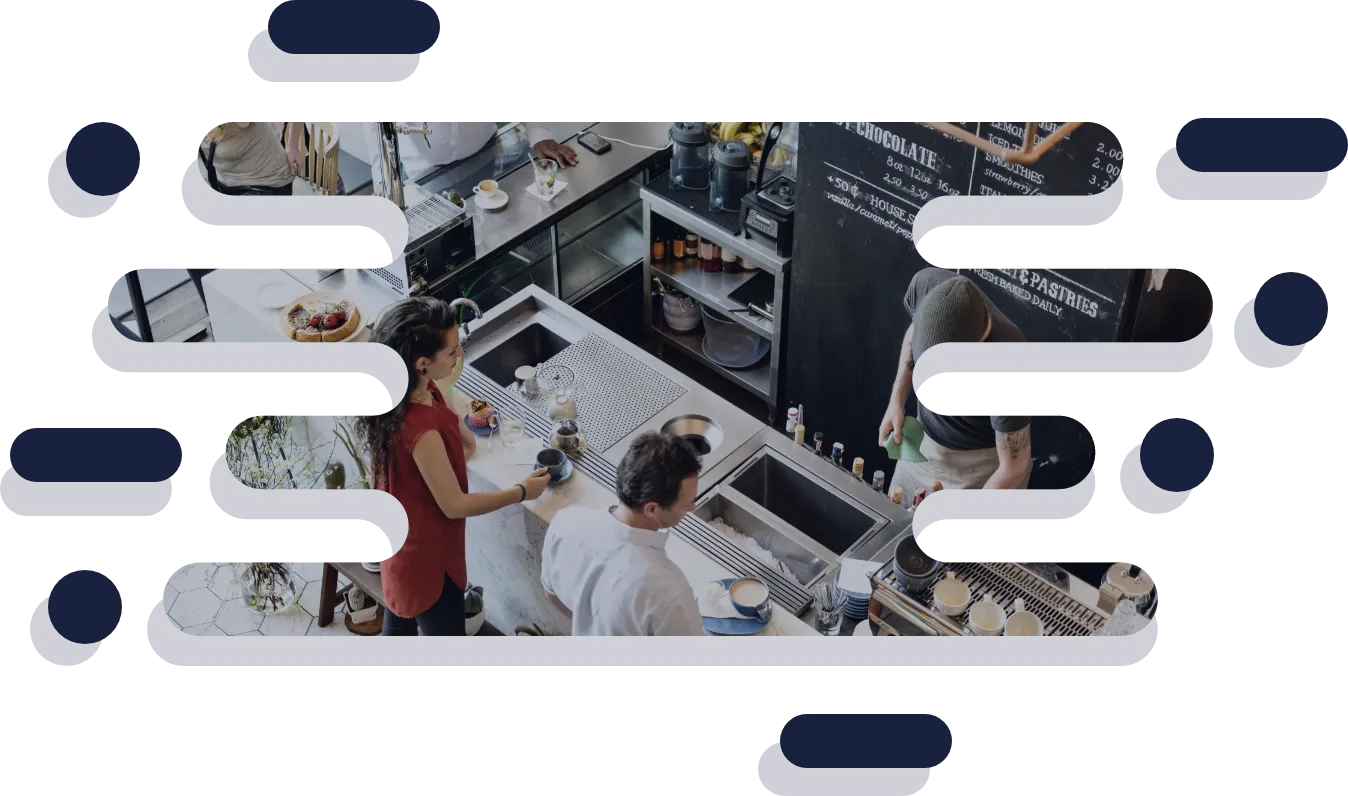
[198,122,305,196]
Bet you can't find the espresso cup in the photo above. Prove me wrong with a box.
[968,593,1006,636]
[932,571,971,617]
[1004,598,1044,636]
[473,179,500,199]
[535,447,566,481]
[728,577,771,622]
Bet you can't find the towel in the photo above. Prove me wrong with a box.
[838,558,882,596]
[883,416,928,463]
[699,581,739,619]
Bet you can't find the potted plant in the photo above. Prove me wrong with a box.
[232,562,300,616]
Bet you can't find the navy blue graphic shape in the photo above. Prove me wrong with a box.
[1255,272,1328,346]
[1140,419,1213,493]
[781,714,951,768]
[269,1,439,54]
[1177,119,1346,172]
[49,571,122,644]
[11,428,181,482]
[66,123,139,196]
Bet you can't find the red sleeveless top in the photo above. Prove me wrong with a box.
[379,381,469,618]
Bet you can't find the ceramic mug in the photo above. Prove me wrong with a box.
[473,179,500,200]
[1004,598,1044,636]
[728,577,771,622]
[535,447,567,481]
[968,593,1007,636]
[932,571,971,617]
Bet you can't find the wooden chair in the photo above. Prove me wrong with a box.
[284,122,341,195]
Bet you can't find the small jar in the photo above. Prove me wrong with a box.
[794,423,806,446]
[813,432,824,456]
[671,237,686,259]
[685,232,699,261]
[872,470,887,492]
[722,250,742,274]
[890,485,905,506]
[852,457,865,479]
[785,407,798,434]
[831,442,845,466]
[651,238,666,262]
[699,236,721,272]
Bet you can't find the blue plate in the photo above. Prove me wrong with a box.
[468,412,498,437]
[702,578,773,635]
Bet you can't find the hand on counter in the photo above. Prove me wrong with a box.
[534,139,578,167]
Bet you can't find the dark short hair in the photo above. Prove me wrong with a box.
[616,432,702,511]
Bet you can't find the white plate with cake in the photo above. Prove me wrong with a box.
[279,292,365,342]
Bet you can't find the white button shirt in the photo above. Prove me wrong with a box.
[541,506,704,636]
[369,120,547,185]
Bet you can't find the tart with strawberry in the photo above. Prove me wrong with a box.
[467,398,496,428]
[283,296,362,342]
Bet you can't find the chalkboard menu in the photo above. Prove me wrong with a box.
[954,267,1138,344]
[785,123,1126,487]
[806,123,1121,228]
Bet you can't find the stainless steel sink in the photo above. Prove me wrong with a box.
[468,322,571,387]
[694,491,832,587]
[728,450,881,555]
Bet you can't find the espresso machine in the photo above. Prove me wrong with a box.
[365,123,477,295]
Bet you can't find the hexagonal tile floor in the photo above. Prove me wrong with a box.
[163,563,358,637]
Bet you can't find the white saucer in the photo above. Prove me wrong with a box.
[256,281,302,309]
[475,191,509,211]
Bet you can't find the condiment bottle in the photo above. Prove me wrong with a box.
[794,423,807,446]
[931,480,943,493]
[872,470,887,492]
[785,407,799,434]
[852,457,865,479]
[685,232,699,261]
[813,432,824,456]
[890,485,905,506]
[699,235,721,272]
[671,232,686,259]
[651,227,666,261]
[830,442,845,467]
[722,250,742,274]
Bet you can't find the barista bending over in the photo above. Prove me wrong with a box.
[879,268,1032,497]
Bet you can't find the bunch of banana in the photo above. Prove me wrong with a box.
[717,121,760,146]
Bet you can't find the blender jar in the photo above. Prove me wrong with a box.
[669,123,711,190]
[709,140,751,212]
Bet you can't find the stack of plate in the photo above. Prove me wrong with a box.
[838,584,871,620]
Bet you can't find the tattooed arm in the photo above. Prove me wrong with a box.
[985,424,1031,489]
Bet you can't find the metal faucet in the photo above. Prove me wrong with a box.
[449,297,482,346]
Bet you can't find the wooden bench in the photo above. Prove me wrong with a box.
[317,563,502,635]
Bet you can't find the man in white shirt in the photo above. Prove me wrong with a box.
[541,432,704,636]
[396,122,578,175]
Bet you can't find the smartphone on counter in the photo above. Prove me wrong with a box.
[577,132,612,154]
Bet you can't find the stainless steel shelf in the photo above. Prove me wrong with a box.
[650,322,771,400]
[641,188,788,274]
[652,258,773,339]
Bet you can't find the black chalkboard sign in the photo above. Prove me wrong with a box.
[959,266,1137,344]
[784,123,1125,487]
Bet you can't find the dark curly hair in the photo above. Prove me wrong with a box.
[615,431,702,511]
[355,297,459,489]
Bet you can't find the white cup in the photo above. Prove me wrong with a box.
[1004,598,1044,636]
[473,179,500,200]
[932,571,971,617]
[968,593,1006,636]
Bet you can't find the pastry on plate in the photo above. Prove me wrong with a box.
[283,297,361,342]
[467,398,496,428]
